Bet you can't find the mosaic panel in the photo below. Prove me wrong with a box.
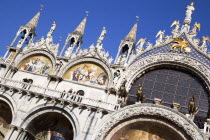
[63,63,108,86]
[18,55,53,75]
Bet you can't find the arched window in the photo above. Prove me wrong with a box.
[128,67,209,128]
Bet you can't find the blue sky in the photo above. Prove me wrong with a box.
[0,0,210,58]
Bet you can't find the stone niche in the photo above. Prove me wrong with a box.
[107,118,191,140]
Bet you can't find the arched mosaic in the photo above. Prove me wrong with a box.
[18,55,53,75]
[63,63,108,86]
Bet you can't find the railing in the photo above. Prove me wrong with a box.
[0,77,121,112]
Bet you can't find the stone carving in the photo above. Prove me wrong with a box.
[184,2,195,24]
[171,20,180,37]
[188,22,200,38]
[199,36,210,54]
[126,53,210,92]
[96,27,106,47]
[136,38,146,54]
[54,60,63,75]
[155,30,165,46]
[92,104,204,140]
[145,42,153,50]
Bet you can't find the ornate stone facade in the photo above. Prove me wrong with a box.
[0,2,209,140]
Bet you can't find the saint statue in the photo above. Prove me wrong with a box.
[136,84,145,103]
[97,27,107,46]
[184,2,195,24]
[188,95,198,116]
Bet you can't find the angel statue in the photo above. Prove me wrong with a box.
[136,38,146,54]
[155,30,165,46]
[171,20,180,37]
[200,36,210,54]
[188,95,198,119]
[188,22,201,38]
[145,42,153,50]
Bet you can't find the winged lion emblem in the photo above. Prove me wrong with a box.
[171,38,191,53]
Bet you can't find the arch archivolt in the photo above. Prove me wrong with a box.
[0,94,17,123]
[59,57,113,87]
[91,104,205,140]
[15,49,56,68]
[126,53,210,91]
[20,103,80,138]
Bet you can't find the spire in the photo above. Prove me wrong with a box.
[124,18,138,42]
[24,8,42,32]
[72,12,88,36]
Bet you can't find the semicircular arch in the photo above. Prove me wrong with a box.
[16,50,56,75]
[0,94,17,123]
[91,104,205,140]
[20,104,80,139]
[59,57,113,87]
[126,53,210,91]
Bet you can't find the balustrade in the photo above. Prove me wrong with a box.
[0,77,120,111]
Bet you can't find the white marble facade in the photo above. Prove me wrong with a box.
[0,3,210,140]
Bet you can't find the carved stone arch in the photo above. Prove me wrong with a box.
[59,57,113,88]
[91,104,205,140]
[183,32,210,59]
[126,53,210,91]
[16,49,56,67]
[20,104,80,140]
[0,94,17,124]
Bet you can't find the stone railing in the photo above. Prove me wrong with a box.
[0,77,120,112]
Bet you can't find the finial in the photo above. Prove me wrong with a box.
[136,16,139,23]
[86,11,89,17]
[40,4,44,11]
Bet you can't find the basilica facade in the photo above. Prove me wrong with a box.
[0,2,210,140]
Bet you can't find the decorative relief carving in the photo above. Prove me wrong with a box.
[92,104,205,140]
[126,53,210,91]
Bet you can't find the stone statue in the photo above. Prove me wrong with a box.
[185,2,195,22]
[155,30,165,46]
[171,20,180,37]
[113,70,121,86]
[136,84,145,103]
[97,27,106,46]
[46,21,56,46]
[145,42,153,50]
[188,22,200,38]
[136,38,146,54]
[188,95,198,116]
[50,21,56,33]
[200,36,210,54]
[55,60,63,74]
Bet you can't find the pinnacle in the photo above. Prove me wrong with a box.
[72,16,87,36]
[124,22,137,42]
[25,11,41,32]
